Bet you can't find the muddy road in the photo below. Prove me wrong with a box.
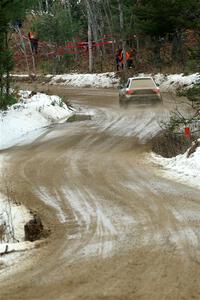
[1,87,200,300]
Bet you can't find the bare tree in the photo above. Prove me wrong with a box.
[13,26,36,77]
[117,0,126,69]
[85,0,93,72]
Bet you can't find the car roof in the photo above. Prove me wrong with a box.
[128,76,154,80]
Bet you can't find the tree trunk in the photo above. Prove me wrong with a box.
[172,31,184,66]
[102,1,115,55]
[45,0,49,12]
[117,0,126,69]
[14,27,31,75]
[86,0,93,72]
[136,35,140,54]
[88,15,93,72]
[87,0,101,70]
[66,0,78,62]
[154,38,162,69]
[5,32,10,97]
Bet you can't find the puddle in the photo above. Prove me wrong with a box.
[67,114,92,123]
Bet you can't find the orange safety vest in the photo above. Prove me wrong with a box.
[119,51,130,63]
[29,32,35,39]
[118,51,123,62]
[126,52,130,60]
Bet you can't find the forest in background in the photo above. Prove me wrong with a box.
[1,0,200,107]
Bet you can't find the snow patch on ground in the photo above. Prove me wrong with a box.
[150,140,200,189]
[0,155,36,266]
[0,154,34,263]
[154,73,200,92]
[0,91,74,150]
[62,187,135,259]
[12,72,200,92]
[0,190,34,259]
[134,73,200,92]
[94,106,169,142]
[47,72,119,88]
[0,241,35,255]
[0,193,31,243]
[0,90,74,262]
[36,187,67,223]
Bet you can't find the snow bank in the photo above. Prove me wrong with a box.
[151,140,200,189]
[0,155,34,259]
[0,91,74,150]
[0,192,33,250]
[134,73,200,93]
[0,193,31,243]
[46,72,200,92]
[0,90,74,260]
[154,73,200,93]
[11,74,29,78]
[11,72,200,92]
[47,72,119,88]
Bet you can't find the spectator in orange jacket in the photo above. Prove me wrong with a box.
[116,48,122,71]
[118,49,132,69]
[28,31,38,54]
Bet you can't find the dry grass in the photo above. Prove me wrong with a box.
[0,224,6,242]
[151,130,193,158]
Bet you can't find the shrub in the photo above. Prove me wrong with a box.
[151,130,193,158]
[0,94,18,110]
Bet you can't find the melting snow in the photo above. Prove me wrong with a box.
[0,91,74,150]
[151,140,200,189]
[48,72,119,88]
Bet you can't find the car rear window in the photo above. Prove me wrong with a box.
[130,78,155,89]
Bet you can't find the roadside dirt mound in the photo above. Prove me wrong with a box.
[24,214,49,242]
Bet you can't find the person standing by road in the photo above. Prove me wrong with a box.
[28,31,39,54]
[115,48,122,71]
[116,49,132,70]
[127,47,137,69]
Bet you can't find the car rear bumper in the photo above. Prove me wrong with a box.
[120,94,162,104]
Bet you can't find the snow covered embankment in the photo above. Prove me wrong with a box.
[0,91,74,150]
[47,72,119,88]
[150,73,200,189]
[0,156,35,267]
[46,72,200,92]
[0,92,68,265]
[0,192,34,255]
[151,140,200,189]
[154,73,200,93]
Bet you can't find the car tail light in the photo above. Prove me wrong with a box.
[126,89,135,95]
[153,88,160,93]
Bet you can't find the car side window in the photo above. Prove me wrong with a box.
[126,80,130,88]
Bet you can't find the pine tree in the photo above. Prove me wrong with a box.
[134,0,200,65]
[0,0,34,109]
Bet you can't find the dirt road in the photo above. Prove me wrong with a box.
[1,87,200,300]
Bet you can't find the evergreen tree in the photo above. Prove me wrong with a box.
[134,0,200,65]
[0,0,34,109]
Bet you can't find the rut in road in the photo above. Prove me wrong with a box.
[1,87,200,300]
